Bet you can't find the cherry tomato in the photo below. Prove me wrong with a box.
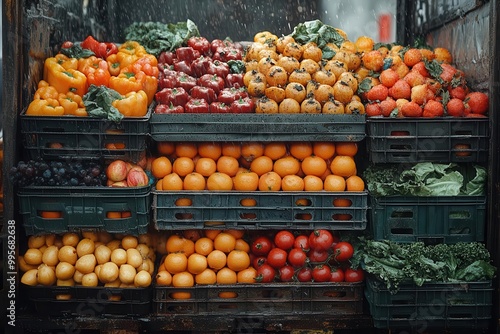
[344,268,364,282]
[288,248,307,268]
[330,268,345,282]
[293,235,310,251]
[308,248,329,263]
[267,248,288,269]
[274,231,295,251]
[251,236,273,256]
[256,263,276,283]
[278,265,295,282]
[296,267,312,282]
[308,230,334,251]
[252,255,267,269]
[312,265,331,282]
[61,41,73,49]
[333,241,354,263]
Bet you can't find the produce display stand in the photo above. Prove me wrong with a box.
[2,1,500,334]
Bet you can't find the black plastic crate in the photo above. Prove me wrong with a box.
[370,195,486,244]
[150,113,366,142]
[365,276,493,330]
[22,284,152,317]
[20,109,151,162]
[153,282,364,315]
[366,117,489,163]
[18,185,151,235]
[152,191,368,230]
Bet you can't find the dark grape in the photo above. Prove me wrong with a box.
[42,169,52,179]
[70,178,79,186]
[47,178,56,186]
[39,163,49,171]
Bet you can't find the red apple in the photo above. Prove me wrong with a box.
[126,166,149,187]
[106,160,128,182]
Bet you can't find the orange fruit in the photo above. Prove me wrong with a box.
[171,271,194,299]
[323,174,346,191]
[187,253,208,275]
[206,172,233,191]
[175,142,198,158]
[227,250,251,272]
[175,197,193,206]
[346,175,365,191]
[216,155,240,177]
[183,229,202,242]
[330,156,357,178]
[195,268,217,285]
[213,232,236,253]
[156,179,164,191]
[183,172,206,190]
[157,142,175,156]
[106,211,121,219]
[164,252,188,274]
[335,142,358,157]
[221,142,241,159]
[172,157,195,177]
[207,250,227,270]
[234,239,250,253]
[250,155,274,176]
[151,157,173,179]
[312,142,336,160]
[166,234,188,253]
[258,171,282,191]
[40,211,62,219]
[273,156,300,178]
[233,171,259,191]
[454,143,472,157]
[240,198,257,207]
[162,173,183,190]
[194,237,214,256]
[241,142,265,163]
[289,142,313,160]
[281,174,305,191]
[195,157,217,177]
[333,198,352,207]
[263,142,287,160]
[301,156,327,177]
[237,267,257,284]
[204,229,222,240]
[197,142,222,160]
[156,270,173,286]
[303,175,324,191]
[224,229,245,239]
[216,267,237,284]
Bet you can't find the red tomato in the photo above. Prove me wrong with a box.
[267,248,288,269]
[256,263,276,283]
[251,236,273,256]
[308,248,329,263]
[344,268,364,282]
[274,230,295,251]
[293,235,310,251]
[252,256,267,269]
[330,268,345,282]
[308,230,334,251]
[278,265,295,282]
[312,265,331,282]
[288,248,307,268]
[333,241,354,263]
[296,267,312,282]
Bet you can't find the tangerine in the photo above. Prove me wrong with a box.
[345,175,365,191]
[233,171,259,191]
[303,175,324,191]
[273,156,300,178]
[258,171,282,191]
[206,172,233,191]
[241,142,265,163]
[204,229,222,240]
[194,237,214,256]
[213,233,236,253]
[195,268,217,285]
[323,174,346,191]
[216,267,237,284]
[151,157,172,179]
[162,173,183,191]
[330,156,357,178]
[207,250,227,270]
[237,267,257,283]
[164,253,188,274]
[187,253,208,275]
[221,142,241,159]
[335,142,358,157]
[197,142,222,160]
[264,142,288,160]
[250,155,274,176]
[216,156,240,177]
[234,239,250,253]
[195,157,217,177]
[289,142,313,160]
[227,250,251,272]
[301,156,327,177]
[157,142,175,156]
[172,157,195,177]
[281,174,305,191]
[183,172,206,190]
[175,142,198,158]
[312,142,336,160]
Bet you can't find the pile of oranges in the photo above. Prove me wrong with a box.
[151,140,365,192]
[156,229,255,298]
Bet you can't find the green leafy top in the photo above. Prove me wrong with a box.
[60,44,95,59]
[83,84,123,123]
[290,20,344,59]
[124,20,200,56]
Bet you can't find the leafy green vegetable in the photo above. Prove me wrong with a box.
[424,59,444,84]
[83,84,123,123]
[124,20,200,56]
[60,44,95,59]
[355,239,496,293]
[227,60,246,74]
[291,20,344,50]
[363,163,486,197]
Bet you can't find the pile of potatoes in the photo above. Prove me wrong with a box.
[20,231,157,298]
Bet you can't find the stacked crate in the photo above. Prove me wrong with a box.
[365,116,493,330]
[150,112,368,317]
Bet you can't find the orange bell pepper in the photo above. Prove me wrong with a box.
[52,53,78,70]
[26,98,65,116]
[58,92,86,115]
[78,56,111,88]
[33,80,59,100]
[118,41,147,56]
[44,56,87,95]
[109,70,146,96]
[111,90,148,117]
[106,52,138,76]
[131,54,159,78]
[142,75,158,105]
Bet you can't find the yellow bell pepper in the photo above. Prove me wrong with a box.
[112,90,148,117]
[118,41,147,56]
[109,70,146,96]
[33,80,59,100]
[26,98,65,116]
[58,92,85,115]
[106,52,138,76]
[44,56,87,96]
[53,54,78,70]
